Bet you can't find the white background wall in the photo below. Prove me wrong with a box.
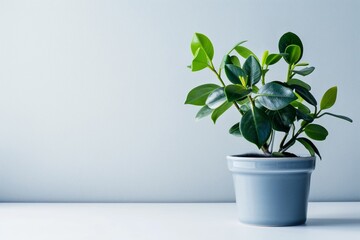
[0,0,359,202]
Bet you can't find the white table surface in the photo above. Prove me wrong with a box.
[0,202,359,240]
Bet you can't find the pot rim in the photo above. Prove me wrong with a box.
[227,154,316,173]
[227,154,316,162]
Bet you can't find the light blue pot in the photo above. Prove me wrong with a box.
[227,155,316,226]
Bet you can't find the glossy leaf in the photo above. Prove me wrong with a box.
[206,87,226,109]
[285,44,301,64]
[230,55,241,67]
[292,67,315,76]
[295,109,314,122]
[305,124,328,141]
[291,100,311,113]
[191,33,214,60]
[235,45,257,60]
[320,112,353,123]
[220,55,241,70]
[243,56,262,86]
[185,84,220,106]
[240,107,272,148]
[265,53,282,65]
[229,122,242,137]
[320,86,337,110]
[191,48,210,71]
[257,82,297,110]
[267,105,296,132]
[220,55,232,70]
[292,85,317,106]
[211,102,232,123]
[297,137,322,159]
[224,85,251,102]
[288,79,311,91]
[224,64,245,84]
[195,105,213,120]
[278,32,303,63]
[239,101,250,114]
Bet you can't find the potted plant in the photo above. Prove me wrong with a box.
[185,32,352,226]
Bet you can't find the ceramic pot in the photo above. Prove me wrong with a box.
[227,154,316,226]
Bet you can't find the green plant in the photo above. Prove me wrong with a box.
[185,32,352,158]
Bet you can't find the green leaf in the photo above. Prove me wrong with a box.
[229,122,242,137]
[292,85,317,106]
[220,55,241,70]
[295,62,309,66]
[320,86,337,110]
[243,56,262,86]
[240,107,272,148]
[305,124,328,141]
[265,53,282,65]
[211,102,232,123]
[224,64,245,84]
[227,40,248,55]
[291,100,312,121]
[191,33,214,60]
[320,112,353,123]
[261,50,269,67]
[288,79,311,91]
[230,55,241,67]
[257,82,297,110]
[185,84,220,106]
[279,32,303,63]
[285,44,301,64]
[235,46,258,61]
[295,109,314,122]
[195,105,213,120]
[252,85,260,93]
[297,137,322,159]
[292,67,315,76]
[291,100,310,113]
[239,100,250,114]
[224,85,251,102]
[206,87,226,109]
[267,105,296,132]
[191,48,210,71]
[220,55,232,70]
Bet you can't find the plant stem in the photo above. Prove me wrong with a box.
[279,120,312,153]
[261,146,271,155]
[261,66,268,85]
[211,63,270,155]
[286,64,293,82]
[279,131,289,150]
[209,66,226,86]
[292,124,296,137]
[209,66,242,113]
[270,130,275,153]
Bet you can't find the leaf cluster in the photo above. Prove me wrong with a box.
[185,32,352,158]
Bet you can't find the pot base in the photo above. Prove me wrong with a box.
[238,218,306,227]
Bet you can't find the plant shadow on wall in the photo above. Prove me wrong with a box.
[185,32,352,157]
[184,32,353,227]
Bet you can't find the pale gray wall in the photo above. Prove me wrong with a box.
[0,0,359,202]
